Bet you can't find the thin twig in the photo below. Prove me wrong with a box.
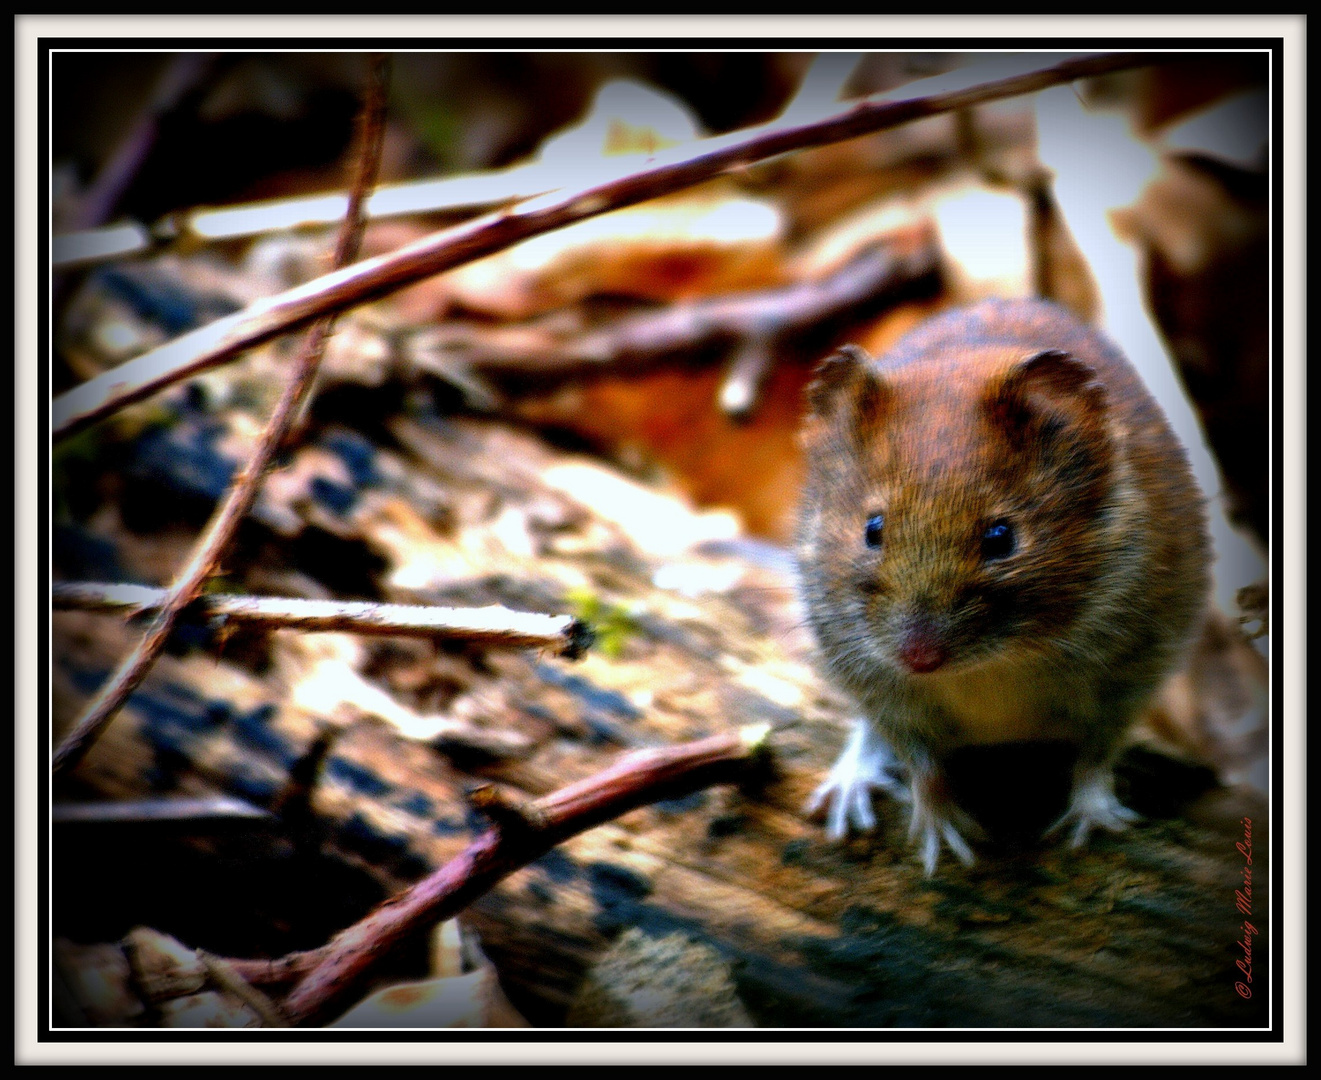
[52,156,527,270]
[66,53,216,234]
[52,57,392,778]
[51,796,273,824]
[412,231,939,397]
[278,723,771,1026]
[718,339,778,420]
[52,581,592,657]
[53,52,1152,441]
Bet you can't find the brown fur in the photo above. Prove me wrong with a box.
[797,299,1210,869]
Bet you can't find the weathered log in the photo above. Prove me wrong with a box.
[52,414,1269,1029]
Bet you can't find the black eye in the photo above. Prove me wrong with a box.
[981,520,1016,561]
[864,513,885,549]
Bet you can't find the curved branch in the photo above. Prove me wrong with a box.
[279,724,771,1026]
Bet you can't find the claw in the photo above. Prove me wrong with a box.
[806,721,907,840]
[908,799,978,875]
[907,758,981,875]
[1047,765,1140,849]
[808,724,982,873]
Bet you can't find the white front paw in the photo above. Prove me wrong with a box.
[806,722,908,840]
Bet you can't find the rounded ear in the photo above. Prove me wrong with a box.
[804,344,890,429]
[985,348,1107,441]
[1014,349,1104,403]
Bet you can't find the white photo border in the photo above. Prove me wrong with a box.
[16,14,1305,1065]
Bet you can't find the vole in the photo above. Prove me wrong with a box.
[796,299,1210,874]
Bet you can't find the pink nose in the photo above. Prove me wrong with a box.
[898,623,948,673]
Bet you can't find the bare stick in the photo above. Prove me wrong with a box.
[52,52,1152,441]
[53,150,535,269]
[51,796,273,825]
[279,723,770,1026]
[52,57,392,778]
[65,53,216,234]
[51,55,215,272]
[718,339,778,420]
[52,582,592,658]
[419,233,938,387]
